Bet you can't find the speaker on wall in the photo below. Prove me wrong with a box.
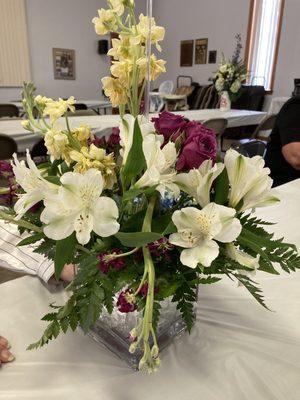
[98,40,108,55]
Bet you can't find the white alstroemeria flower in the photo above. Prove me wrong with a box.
[12,150,58,219]
[169,203,242,269]
[176,160,224,207]
[135,134,180,197]
[119,114,155,165]
[225,149,279,212]
[226,243,260,280]
[41,169,120,245]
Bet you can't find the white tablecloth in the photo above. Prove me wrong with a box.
[0,109,266,152]
[0,179,299,399]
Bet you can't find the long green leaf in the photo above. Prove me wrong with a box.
[121,118,146,189]
[214,168,229,205]
[115,231,162,247]
[18,233,44,246]
[54,233,77,280]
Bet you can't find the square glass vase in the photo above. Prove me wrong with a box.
[88,297,195,370]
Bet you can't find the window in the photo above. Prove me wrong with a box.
[245,0,285,92]
[0,0,31,87]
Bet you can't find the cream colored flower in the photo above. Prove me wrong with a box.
[109,0,125,16]
[226,243,260,279]
[70,144,116,188]
[230,80,241,94]
[169,204,242,269]
[44,126,69,160]
[72,124,92,142]
[43,97,75,123]
[136,14,165,51]
[111,60,133,86]
[137,55,166,82]
[176,160,224,208]
[21,120,31,130]
[107,36,131,60]
[92,8,117,35]
[224,149,279,212]
[101,77,128,107]
[34,95,50,106]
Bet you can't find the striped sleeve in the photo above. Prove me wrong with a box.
[0,221,54,283]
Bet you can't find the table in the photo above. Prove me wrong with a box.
[10,99,112,115]
[268,97,290,115]
[0,179,299,400]
[0,109,266,152]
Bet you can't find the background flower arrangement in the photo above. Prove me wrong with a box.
[213,34,248,102]
[0,0,299,374]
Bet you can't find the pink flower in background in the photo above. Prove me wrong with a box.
[98,249,126,274]
[107,127,120,147]
[152,111,187,142]
[117,290,137,313]
[176,121,217,171]
[0,161,18,206]
[91,136,106,148]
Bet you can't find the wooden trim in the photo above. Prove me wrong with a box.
[244,0,255,69]
[269,0,285,92]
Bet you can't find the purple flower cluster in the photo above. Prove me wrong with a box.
[152,111,217,171]
[117,289,137,313]
[98,249,126,274]
[0,161,18,206]
[148,237,174,260]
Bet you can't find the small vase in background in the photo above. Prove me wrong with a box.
[220,91,231,112]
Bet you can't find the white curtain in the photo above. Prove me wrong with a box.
[248,0,282,90]
[0,0,31,87]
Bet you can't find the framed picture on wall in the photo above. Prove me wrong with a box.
[53,48,76,80]
[195,38,208,64]
[208,50,217,64]
[180,40,194,67]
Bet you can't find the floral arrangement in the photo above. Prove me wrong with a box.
[214,34,247,101]
[0,1,299,374]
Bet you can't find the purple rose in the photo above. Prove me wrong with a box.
[152,111,187,142]
[176,121,217,171]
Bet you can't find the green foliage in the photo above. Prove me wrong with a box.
[214,168,229,205]
[54,233,77,280]
[18,233,44,246]
[115,232,162,247]
[33,238,56,261]
[238,214,300,275]
[121,118,146,189]
[44,176,61,185]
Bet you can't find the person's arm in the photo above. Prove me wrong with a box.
[0,221,75,283]
[279,102,300,170]
[282,142,300,170]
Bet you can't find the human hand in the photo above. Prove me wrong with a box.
[0,336,14,366]
[60,263,76,283]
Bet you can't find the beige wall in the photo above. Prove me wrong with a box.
[0,0,147,101]
[153,0,250,87]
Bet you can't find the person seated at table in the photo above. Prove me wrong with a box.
[0,220,76,366]
[265,96,300,187]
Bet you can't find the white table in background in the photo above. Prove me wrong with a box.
[0,109,266,152]
[0,179,299,400]
[10,99,112,115]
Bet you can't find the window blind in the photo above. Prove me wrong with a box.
[0,0,31,87]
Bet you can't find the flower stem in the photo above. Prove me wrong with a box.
[106,247,139,261]
[0,210,42,233]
